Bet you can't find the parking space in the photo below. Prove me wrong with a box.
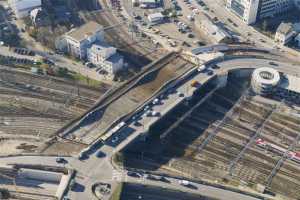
[13,48,35,56]
[120,0,208,50]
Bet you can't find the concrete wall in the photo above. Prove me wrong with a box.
[217,71,228,88]
[19,168,62,183]
[229,68,253,78]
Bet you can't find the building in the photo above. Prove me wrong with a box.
[9,0,41,18]
[276,74,300,104]
[30,8,48,26]
[87,43,124,75]
[295,33,300,47]
[226,0,260,24]
[275,22,295,45]
[65,21,104,59]
[226,0,300,24]
[251,67,300,104]
[147,12,164,24]
[139,0,158,8]
[251,67,281,95]
[195,17,232,44]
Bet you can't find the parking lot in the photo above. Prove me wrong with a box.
[121,0,209,51]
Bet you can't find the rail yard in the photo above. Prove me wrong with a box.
[122,72,300,199]
[0,66,110,155]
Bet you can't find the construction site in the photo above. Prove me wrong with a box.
[0,67,110,155]
[121,70,300,200]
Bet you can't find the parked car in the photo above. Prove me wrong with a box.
[96,150,106,158]
[56,157,67,164]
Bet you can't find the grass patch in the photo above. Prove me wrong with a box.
[109,182,124,200]
[72,73,103,87]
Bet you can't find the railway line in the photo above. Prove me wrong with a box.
[0,65,109,154]
[83,0,162,67]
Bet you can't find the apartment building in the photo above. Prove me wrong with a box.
[87,43,124,75]
[65,21,104,59]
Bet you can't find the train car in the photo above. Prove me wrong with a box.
[256,139,300,165]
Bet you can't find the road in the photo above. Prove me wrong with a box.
[193,0,300,62]
[2,54,298,199]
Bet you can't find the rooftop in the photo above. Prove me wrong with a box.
[279,74,300,94]
[90,42,115,52]
[276,22,294,35]
[107,53,123,63]
[148,12,164,19]
[66,21,103,42]
[196,17,231,43]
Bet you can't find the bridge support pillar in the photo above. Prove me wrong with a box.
[217,71,228,88]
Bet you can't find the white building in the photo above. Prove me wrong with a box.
[147,12,164,24]
[226,0,299,24]
[9,0,41,18]
[275,22,295,45]
[226,0,260,24]
[87,43,123,75]
[65,21,104,59]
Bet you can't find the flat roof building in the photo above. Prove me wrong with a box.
[87,42,124,75]
[275,22,295,45]
[195,17,232,44]
[64,21,104,59]
[147,12,164,24]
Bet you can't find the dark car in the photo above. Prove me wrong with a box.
[211,64,220,69]
[159,176,171,183]
[145,174,158,181]
[207,70,214,76]
[96,150,106,158]
[187,33,194,38]
[56,157,67,164]
[269,61,278,66]
[127,171,142,178]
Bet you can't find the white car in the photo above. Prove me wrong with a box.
[179,180,190,186]
[112,136,119,143]
[197,65,206,72]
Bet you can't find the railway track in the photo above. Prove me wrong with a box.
[84,1,160,65]
[0,68,104,99]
